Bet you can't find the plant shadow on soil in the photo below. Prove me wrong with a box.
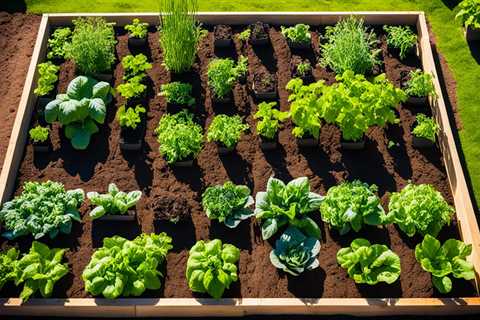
[121,146,154,196]
[91,220,141,248]
[209,220,253,251]
[154,219,197,253]
[263,144,294,182]
[220,152,254,190]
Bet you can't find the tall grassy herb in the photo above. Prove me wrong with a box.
[159,0,201,73]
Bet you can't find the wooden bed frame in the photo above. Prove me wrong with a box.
[0,12,479,317]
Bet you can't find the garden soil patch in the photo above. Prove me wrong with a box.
[0,23,476,299]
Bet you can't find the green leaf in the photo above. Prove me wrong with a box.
[92,81,111,102]
[88,98,107,124]
[44,99,61,123]
[203,269,225,299]
[261,218,278,240]
[432,276,452,294]
[66,76,96,100]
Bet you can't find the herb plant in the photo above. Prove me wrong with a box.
[412,113,439,142]
[0,248,18,291]
[207,115,249,149]
[159,0,203,73]
[34,62,60,96]
[387,183,454,237]
[281,24,311,44]
[270,227,320,276]
[383,25,417,60]
[116,75,146,100]
[320,180,386,235]
[65,17,116,75]
[254,101,289,139]
[415,235,475,293]
[159,82,195,106]
[124,18,149,38]
[83,233,172,299]
[456,0,480,30]
[237,28,251,42]
[87,183,142,220]
[155,110,203,163]
[186,239,240,299]
[405,70,436,98]
[47,27,71,60]
[202,181,254,228]
[296,61,311,77]
[255,176,323,240]
[29,125,49,143]
[121,54,152,80]
[45,76,112,150]
[116,104,146,129]
[320,17,381,75]
[207,58,246,99]
[337,238,401,285]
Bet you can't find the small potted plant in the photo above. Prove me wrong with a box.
[411,113,439,148]
[159,81,195,112]
[403,69,436,107]
[87,183,142,221]
[124,18,149,48]
[117,75,147,106]
[281,24,311,50]
[207,114,249,155]
[34,61,60,114]
[248,21,269,46]
[214,24,233,47]
[252,70,277,99]
[291,56,313,82]
[117,104,147,151]
[29,125,51,153]
[456,0,480,41]
[207,57,247,104]
[236,28,251,49]
[383,25,418,60]
[254,101,289,150]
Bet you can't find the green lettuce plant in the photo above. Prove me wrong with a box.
[116,75,146,100]
[456,0,480,30]
[47,27,71,60]
[155,110,203,163]
[34,62,60,96]
[159,82,195,106]
[202,181,254,228]
[337,238,401,285]
[405,70,436,98]
[45,76,112,150]
[121,54,152,80]
[254,176,323,240]
[254,102,289,140]
[237,28,251,42]
[87,183,142,220]
[124,18,149,38]
[82,233,172,299]
[0,181,84,240]
[412,113,439,142]
[281,24,311,44]
[296,61,312,77]
[270,227,320,276]
[387,183,454,237]
[383,25,417,59]
[186,239,240,299]
[207,58,246,99]
[29,125,49,143]
[415,235,475,293]
[116,104,146,129]
[0,248,19,291]
[320,180,386,235]
[207,115,249,149]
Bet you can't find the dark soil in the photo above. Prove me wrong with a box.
[214,24,232,41]
[0,22,477,300]
[249,21,269,41]
[291,55,313,82]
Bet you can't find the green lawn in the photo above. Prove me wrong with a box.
[26,0,480,207]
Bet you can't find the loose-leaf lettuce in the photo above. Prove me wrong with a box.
[0,248,19,291]
[337,238,401,285]
[415,235,475,293]
[87,183,142,220]
[186,239,240,299]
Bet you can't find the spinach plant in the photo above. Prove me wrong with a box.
[29,125,49,143]
[383,25,417,60]
[159,82,195,106]
[87,183,142,220]
[253,101,289,139]
[124,18,149,38]
[207,115,249,149]
[116,104,146,129]
[405,70,436,98]
[456,0,480,30]
[34,62,60,96]
[412,113,439,142]
[0,248,18,291]
[186,239,240,299]
[47,27,71,60]
[281,24,311,44]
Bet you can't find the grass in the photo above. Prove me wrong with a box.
[25,0,480,207]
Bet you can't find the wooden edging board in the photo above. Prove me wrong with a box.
[0,11,480,317]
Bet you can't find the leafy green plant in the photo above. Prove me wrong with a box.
[320,180,386,235]
[159,82,195,106]
[296,61,311,77]
[124,18,149,38]
[0,248,18,291]
[121,54,152,80]
[87,183,142,220]
[405,70,436,98]
[337,238,401,285]
[254,101,289,139]
[237,28,251,42]
[155,110,203,163]
[412,113,439,142]
[281,24,311,44]
[387,183,454,237]
[47,27,71,60]
[320,16,380,75]
[186,239,240,299]
[207,58,246,99]
[202,181,254,228]
[207,115,249,149]
[45,76,112,150]
[270,227,320,276]
[255,176,323,240]
[116,75,146,100]
[12,241,69,302]
[0,181,84,240]
[383,25,417,60]
[159,0,203,73]
[65,17,116,75]
[234,55,248,79]
[116,104,146,129]
[34,61,60,96]
[82,233,172,299]
[29,125,49,143]
[456,0,480,30]
[415,235,475,293]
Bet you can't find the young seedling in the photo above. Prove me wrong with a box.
[254,101,289,150]
[124,18,149,47]
[384,25,418,60]
[281,24,311,49]
[207,114,249,154]
[412,113,439,148]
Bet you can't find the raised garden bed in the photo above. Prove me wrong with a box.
[0,12,479,317]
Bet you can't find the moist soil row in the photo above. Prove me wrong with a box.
[0,24,476,299]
